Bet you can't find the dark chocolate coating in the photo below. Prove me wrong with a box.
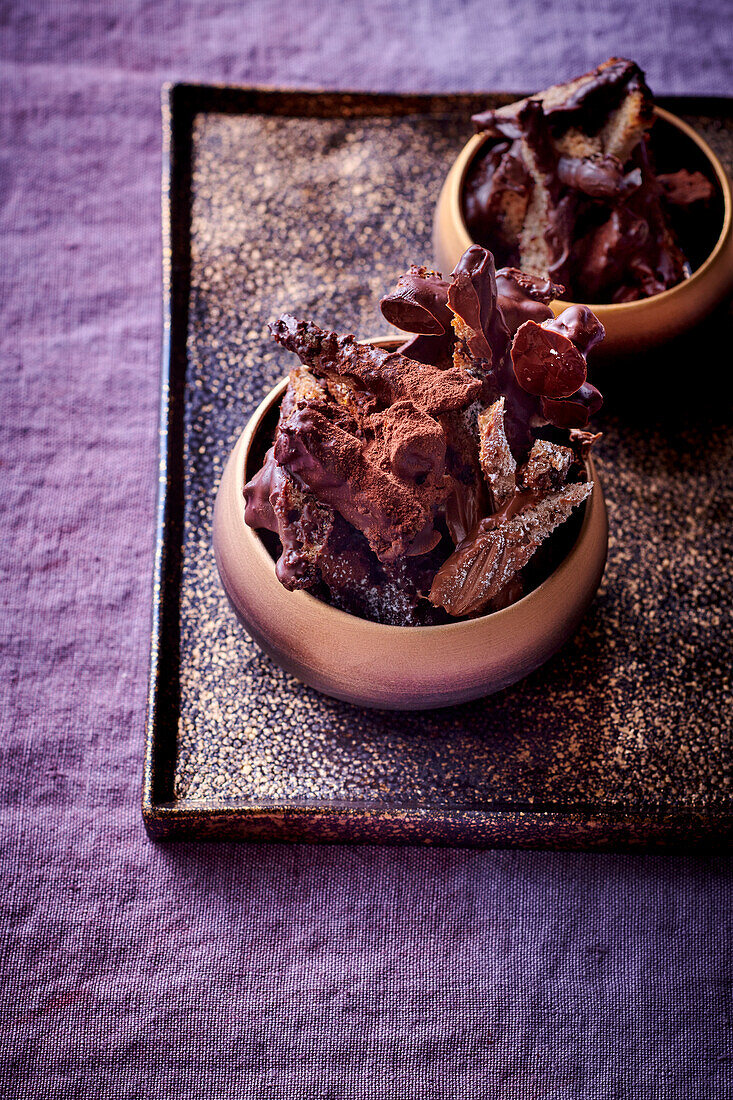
[244,246,604,624]
[464,58,696,303]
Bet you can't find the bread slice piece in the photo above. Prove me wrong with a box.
[467,59,660,294]
[472,57,652,146]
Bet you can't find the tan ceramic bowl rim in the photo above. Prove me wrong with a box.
[451,106,732,314]
[237,350,600,637]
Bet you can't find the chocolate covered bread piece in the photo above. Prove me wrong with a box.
[466,57,707,302]
[244,245,604,624]
[429,481,592,617]
[472,57,653,170]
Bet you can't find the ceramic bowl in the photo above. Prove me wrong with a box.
[433,107,733,356]
[213,338,608,710]
[210,336,603,712]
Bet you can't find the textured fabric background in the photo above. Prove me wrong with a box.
[1,2,732,1097]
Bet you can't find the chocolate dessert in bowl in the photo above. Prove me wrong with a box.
[213,247,608,710]
[434,59,733,354]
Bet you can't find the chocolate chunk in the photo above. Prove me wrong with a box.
[397,332,455,369]
[270,316,481,414]
[429,482,592,616]
[511,318,588,399]
[380,265,456,368]
[657,169,715,207]
[518,439,574,491]
[243,445,280,534]
[243,446,334,590]
[448,245,510,366]
[541,381,603,429]
[576,206,651,300]
[556,153,641,198]
[511,304,604,405]
[380,266,453,335]
[544,304,605,355]
[275,404,442,563]
[373,399,446,483]
[495,267,562,335]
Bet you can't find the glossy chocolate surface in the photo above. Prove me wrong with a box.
[243,248,603,624]
[465,60,719,303]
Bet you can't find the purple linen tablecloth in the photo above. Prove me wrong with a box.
[1,2,732,1096]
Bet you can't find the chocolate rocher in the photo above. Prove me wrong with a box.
[243,246,605,626]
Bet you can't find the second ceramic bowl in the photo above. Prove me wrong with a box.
[213,339,608,710]
[434,107,733,356]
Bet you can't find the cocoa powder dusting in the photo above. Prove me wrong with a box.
[244,245,604,623]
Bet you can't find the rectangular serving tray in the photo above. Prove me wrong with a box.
[143,83,733,846]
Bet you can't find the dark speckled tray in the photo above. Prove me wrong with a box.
[143,83,733,847]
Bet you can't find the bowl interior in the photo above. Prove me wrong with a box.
[242,364,592,628]
[461,112,727,303]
